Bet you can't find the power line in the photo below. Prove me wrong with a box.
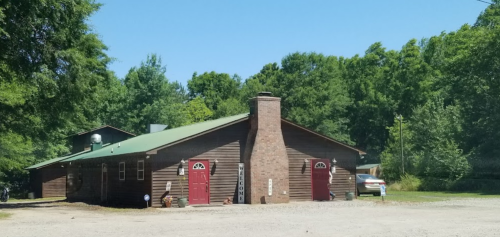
[477,0,494,4]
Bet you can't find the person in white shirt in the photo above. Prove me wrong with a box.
[328,170,335,200]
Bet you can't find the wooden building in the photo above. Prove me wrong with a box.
[26,126,135,198]
[62,94,365,207]
[356,164,381,177]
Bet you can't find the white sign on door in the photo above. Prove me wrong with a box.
[166,181,171,191]
[238,163,244,204]
[268,179,273,196]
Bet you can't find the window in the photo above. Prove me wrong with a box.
[137,160,144,180]
[192,162,206,169]
[314,162,327,169]
[119,162,125,180]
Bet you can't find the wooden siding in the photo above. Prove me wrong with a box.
[283,123,357,201]
[29,170,42,198]
[105,155,152,207]
[72,127,134,153]
[67,160,102,203]
[152,121,248,207]
[67,156,152,207]
[41,164,66,197]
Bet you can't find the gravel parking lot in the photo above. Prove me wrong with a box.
[1,198,500,237]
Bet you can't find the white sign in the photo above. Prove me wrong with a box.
[380,185,386,196]
[178,168,184,176]
[144,194,150,201]
[238,163,244,204]
[166,181,171,191]
[268,179,273,196]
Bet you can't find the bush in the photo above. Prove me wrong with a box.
[449,179,500,193]
[388,182,402,191]
[399,174,421,191]
[420,177,449,191]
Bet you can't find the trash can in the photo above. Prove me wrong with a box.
[345,191,354,201]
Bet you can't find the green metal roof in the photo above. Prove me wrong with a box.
[356,164,380,169]
[26,150,91,170]
[26,144,112,170]
[63,113,249,162]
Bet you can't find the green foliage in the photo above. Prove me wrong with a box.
[118,54,187,134]
[0,132,34,193]
[274,53,353,144]
[183,97,213,125]
[380,118,413,182]
[188,72,243,118]
[0,0,109,193]
[3,1,500,195]
[398,174,422,191]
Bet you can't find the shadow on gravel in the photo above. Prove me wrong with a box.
[0,199,67,209]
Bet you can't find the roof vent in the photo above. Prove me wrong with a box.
[258,92,272,97]
[148,124,168,133]
[90,134,102,144]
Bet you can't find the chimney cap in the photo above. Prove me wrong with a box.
[258,92,272,97]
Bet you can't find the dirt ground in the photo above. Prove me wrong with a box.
[1,198,500,237]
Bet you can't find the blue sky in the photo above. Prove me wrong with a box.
[90,0,488,86]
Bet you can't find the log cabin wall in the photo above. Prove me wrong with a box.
[71,127,134,153]
[105,155,152,207]
[282,122,357,201]
[66,156,152,207]
[151,121,249,207]
[29,170,42,198]
[66,160,102,203]
[41,164,66,197]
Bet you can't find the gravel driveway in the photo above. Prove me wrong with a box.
[1,198,500,237]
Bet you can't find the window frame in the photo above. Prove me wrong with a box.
[192,162,206,170]
[119,162,125,181]
[137,160,144,181]
[314,162,327,169]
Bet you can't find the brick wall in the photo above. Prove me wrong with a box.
[244,96,290,204]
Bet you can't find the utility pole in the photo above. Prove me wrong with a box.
[396,114,404,174]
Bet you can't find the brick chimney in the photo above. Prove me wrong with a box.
[244,92,289,204]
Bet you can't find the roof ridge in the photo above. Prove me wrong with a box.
[135,113,249,137]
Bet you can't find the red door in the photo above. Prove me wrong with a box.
[188,160,210,205]
[311,159,330,201]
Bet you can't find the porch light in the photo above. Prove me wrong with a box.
[331,158,337,174]
[214,159,218,164]
[181,159,185,164]
[304,158,308,163]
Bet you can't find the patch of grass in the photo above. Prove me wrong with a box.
[0,212,12,220]
[358,190,500,203]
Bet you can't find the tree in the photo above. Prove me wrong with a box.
[410,97,469,181]
[275,52,353,144]
[380,118,414,182]
[121,54,187,134]
[0,0,111,192]
[183,96,213,125]
[187,71,243,118]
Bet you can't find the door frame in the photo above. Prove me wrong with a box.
[188,159,210,205]
[101,163,108,202]
[310,159,330,201]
